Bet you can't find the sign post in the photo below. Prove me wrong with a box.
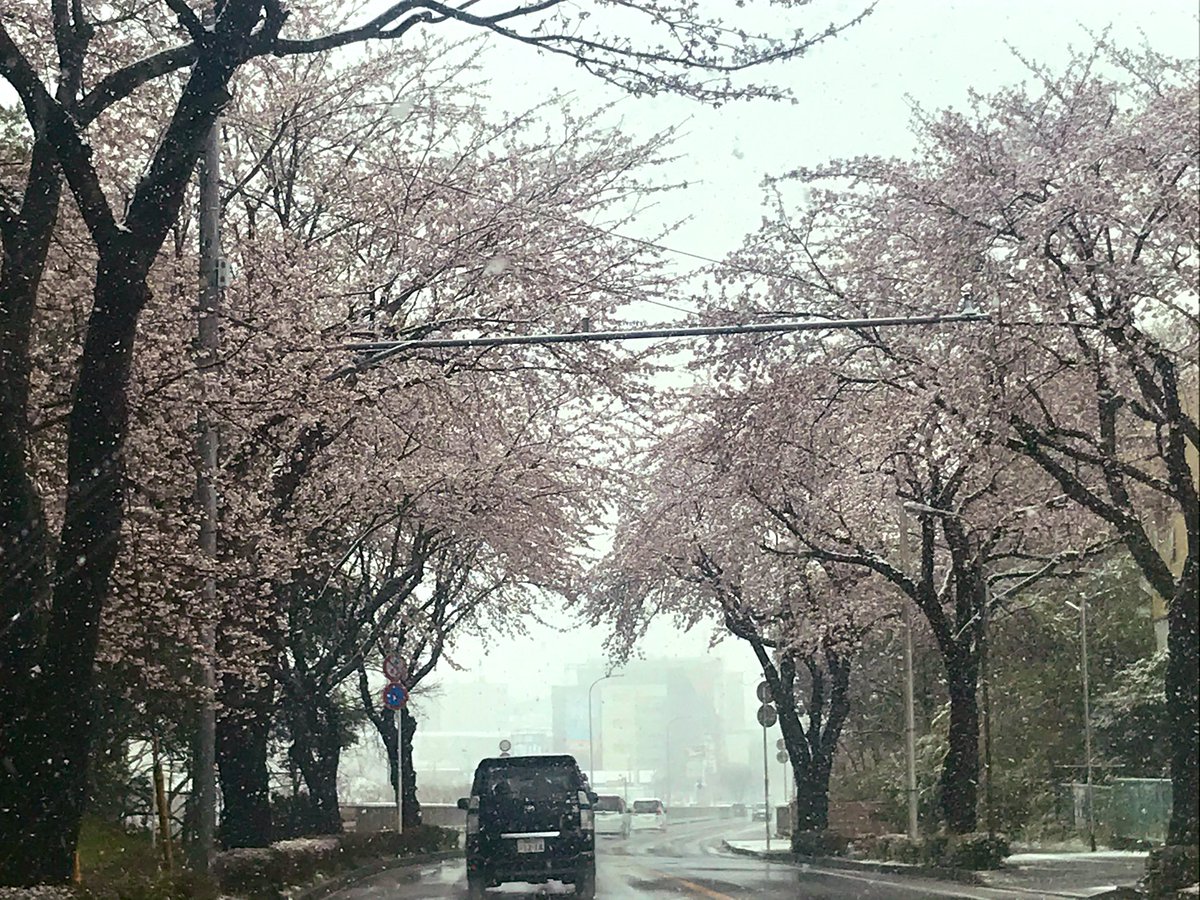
[756,682,777,851]
[382,655,410,835]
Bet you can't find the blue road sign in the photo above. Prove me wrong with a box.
[382,682,409,710]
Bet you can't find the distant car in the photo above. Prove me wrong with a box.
[730,802,747,818]
[751,803,768,822]
[593,795,631,838]
[458,754,596,899]
[630,798,667,831]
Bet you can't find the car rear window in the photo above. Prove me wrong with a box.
[632,800,662,814]
[595,795,624,812]
[474,758,581,800]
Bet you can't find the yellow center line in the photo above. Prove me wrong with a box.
[649,868,738,900]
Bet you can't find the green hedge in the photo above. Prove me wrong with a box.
[214,825,459,898]
[790,830,851,858]
[851,831,1010,870]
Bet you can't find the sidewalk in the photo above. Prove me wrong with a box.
[722,839,1149,897]
[982,850,1148,898]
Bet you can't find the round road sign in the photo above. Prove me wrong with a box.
[499,739,512,753]
[776,738,786,751]
[776,750,789,764]
[383,654,408,683]
[756,704,778,728]
[756,681,772,703]
[382,682,409,710]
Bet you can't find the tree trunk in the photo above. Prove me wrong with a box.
[1167,568,1198,846]
[303,727,344,836]
[216,684,274,848]
[792,758,833,833]
[790,650,851,843]
[0,257,148,884]
[0,200,57,723]
[288,691,345,835]
[940,652,980,834]
[400,707,421,826]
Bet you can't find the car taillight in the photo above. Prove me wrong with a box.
[466,795,480,834]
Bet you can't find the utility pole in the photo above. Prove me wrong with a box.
[981,577,994,838]
[1080,595,1096,852]
[190,110,221,873]
[898,502,919,841]
[762,721,771,851]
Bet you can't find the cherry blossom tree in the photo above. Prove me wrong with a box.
[1,0,874,878]
[714,39,1197,846]
[587,423,890,844]
[87,34,682,847]
[642,319,1105,834]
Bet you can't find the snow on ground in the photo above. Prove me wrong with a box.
[1006,851,1148,864]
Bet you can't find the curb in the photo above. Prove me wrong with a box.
[290,849,462,900]
[719,840,984,885]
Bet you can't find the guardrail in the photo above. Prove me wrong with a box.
[341,803,743,832]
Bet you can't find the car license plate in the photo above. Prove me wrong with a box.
[516,838,544,854]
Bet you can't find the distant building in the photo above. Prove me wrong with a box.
[551,658,743,804]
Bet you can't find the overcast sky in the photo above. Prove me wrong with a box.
[434,0,1200,692]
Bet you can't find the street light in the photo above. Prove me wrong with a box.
[588,673,622,787]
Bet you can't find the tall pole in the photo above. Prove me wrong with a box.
[665,724,672,810]
[762,722,771,851]
[1081,595,1096,852]
[396,711,404,835]
[191,108,221,874]
[981,578,993,837]
[898,503,919,841]
[588,674,620,787]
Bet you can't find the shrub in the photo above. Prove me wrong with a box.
[1146,845,1200,897]
[213,826,459,898]
[338,825,458,861]
[940,833,1010,870]
[848,830,1009,870]
[790,830,850,858]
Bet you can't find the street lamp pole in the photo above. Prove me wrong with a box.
[588,673,622,787]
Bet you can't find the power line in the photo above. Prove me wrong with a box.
[342,312,988,372]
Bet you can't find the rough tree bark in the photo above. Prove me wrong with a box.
[940,649,981,835]
[286,689,346,835]
[216,680,274,848]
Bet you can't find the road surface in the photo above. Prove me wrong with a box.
[324,818,1079,899]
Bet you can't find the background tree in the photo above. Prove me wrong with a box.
[588,425,889,844]
[712,39,1197,846]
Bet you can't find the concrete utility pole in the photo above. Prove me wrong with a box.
[898,502,920,841]
[190,111,221,873]
[1067,597,1097,852]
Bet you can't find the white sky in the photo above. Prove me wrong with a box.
[3,0,1195,698]
[435,0,1200,690]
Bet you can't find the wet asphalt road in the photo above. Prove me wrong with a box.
[323,818,1062,900]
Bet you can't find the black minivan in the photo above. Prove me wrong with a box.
[458,754,596,899]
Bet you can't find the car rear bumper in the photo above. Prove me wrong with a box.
[467,834,594,883]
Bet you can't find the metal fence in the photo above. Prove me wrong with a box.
[1058,778,1172,845]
